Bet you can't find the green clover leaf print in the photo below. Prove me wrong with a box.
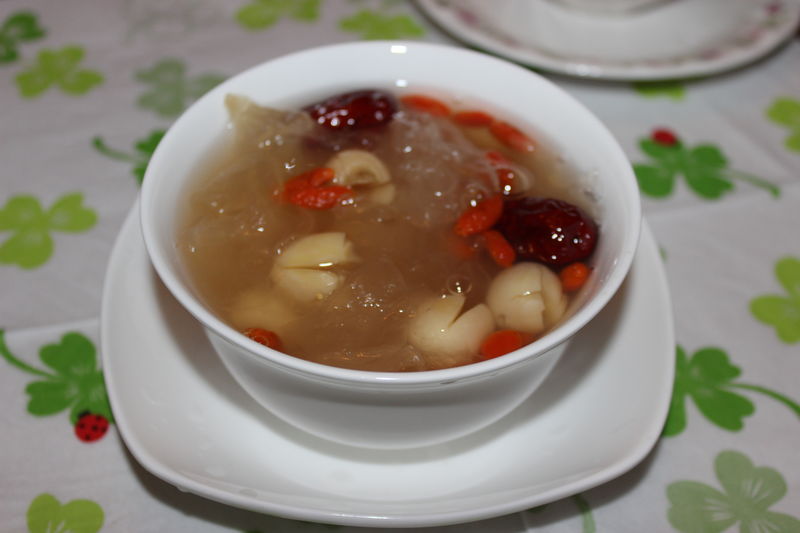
[766,97,800,153]
[667,451,800,533]
[339,10,425,40]
[633,128,780,199]
[0,11,46,64]
[663,346,800,437]
[92,130,165,184]
[235,0,321,30]
[633,81,686,101]
[0,193,97,269]
[27,493,104,533]
[751,256,800,344]
[15,46,103,98]
[0,330,114,430]
[135,59,225,117]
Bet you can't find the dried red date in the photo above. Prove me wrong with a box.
[495,197,597,266]
[305,90,397,130]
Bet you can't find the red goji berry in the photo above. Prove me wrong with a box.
[308,167,335,187]
[453,195,504,237]
[490,121,536,153]
[560,262,591,291]
[480,330,529,360]
[453,110,495,127]
[496,167,516,195]
[243,328,283,350]
[282,167,352,210]
[482,229,516,267]
[400,94,451,116]
[288,185,352,210]
[485,150,510,165]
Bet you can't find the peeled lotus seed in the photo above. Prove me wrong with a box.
[326,149,394,204]
[275,232,359,269]
[408,293,495,368]
[271,232,359,303]
[367,183,396,205]
[328,149,391,186]
[228,285,297,333]
[486,262,567,335]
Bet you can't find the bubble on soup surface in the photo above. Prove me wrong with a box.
[446,259,493,302]
[446,274,472,296]
[400,235,467,294]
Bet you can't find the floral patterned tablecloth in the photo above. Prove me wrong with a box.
[1,1,799,532]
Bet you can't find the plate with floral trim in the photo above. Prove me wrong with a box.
[100,203,674,528]
[416,0,800,80]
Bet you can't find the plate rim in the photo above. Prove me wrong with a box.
[415,0,800,81]
[100,203,675,528]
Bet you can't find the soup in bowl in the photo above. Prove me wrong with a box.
[140,42,640,449]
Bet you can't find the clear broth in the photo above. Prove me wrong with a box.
[177,93,593,371]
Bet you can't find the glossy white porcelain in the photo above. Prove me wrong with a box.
[101,205,674,527]
[139,41,640,449]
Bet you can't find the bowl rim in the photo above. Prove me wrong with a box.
[140,40,641,387]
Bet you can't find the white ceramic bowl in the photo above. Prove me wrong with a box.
[140,41,641,450]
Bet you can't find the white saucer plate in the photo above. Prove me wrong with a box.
[101,204,674,528]
[416,0,800,80]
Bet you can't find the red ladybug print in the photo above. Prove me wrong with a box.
[74,412,109,443]
[651,128,679,146]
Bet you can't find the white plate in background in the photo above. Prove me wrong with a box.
[417,0,800,80]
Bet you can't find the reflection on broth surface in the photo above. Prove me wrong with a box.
[178,90,598,371]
